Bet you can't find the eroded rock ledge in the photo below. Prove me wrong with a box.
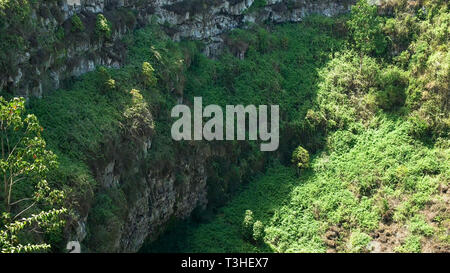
[1,0,353,98]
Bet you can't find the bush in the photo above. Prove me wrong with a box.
[348,230,371,253]
[408,215,434,237]
[383,14,418,54]
[245,0,267,14]
[123,89,154,139]
[95,14,112,39]
[291,146,310,170]
[376,66,408,110]
[395,235,422,253]
[142,62,157,87]
[96,67,115,93]
[348,0,387,56]
[252,220,265,243]
[71,14,85,33]
[242,210,254,240]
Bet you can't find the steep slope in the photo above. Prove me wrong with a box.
[146,117,449,252]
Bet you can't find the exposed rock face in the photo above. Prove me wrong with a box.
[88,127,225,252]
[157,0,353,56]
[1,0,353,97]
[117,149,209,252]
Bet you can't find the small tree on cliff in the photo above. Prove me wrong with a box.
[142,62,157,87]
[0,97,66,253]
[348,0,386,69]
[291,145,310,174]
[95,14,111,40]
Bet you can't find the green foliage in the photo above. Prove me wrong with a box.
[395,235,422,253]
[0,0,31,74]
[5,0,447,253]
[348,0,386,56]
[291,146,309,170]
[242,210,254,241]
[55,27,65,41]
[142,4,448,253]
[86,188,127,252]
[244,0,267,14]
[376,66,408,110]
[146,117,447,253]
[252,220,265,243]
[408,215,434,237]
[1,208,67,253]
[23,24,188,251]
[122,89,154,140]
[347,230,371,253]
[401,1,449,138]
[0,97,66,252]
[71,14,85,33]
[95,14,112,39]
[142,62,157,87]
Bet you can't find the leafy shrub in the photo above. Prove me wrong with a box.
[55,27,65,41]
[348,0,387,56]
[142,62,157,87]
[395,235,422,253]
[95,14,112,39]
[96,67,116,93]
[71,14,85,33]
[86,189,127,252]
[242,210,254,240]
[122,89,154,139]
[407,113,430,139]
[11,1,448,253]
[347,230,371,253]
[0,97,66,253]
[408,215,434,237]
[376,66,408,110]
[252,220,265,243]
[291,146,309,170]
[38,5,51,18]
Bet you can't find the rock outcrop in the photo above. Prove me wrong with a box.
[0,0,353,97]
[92,135,211,252]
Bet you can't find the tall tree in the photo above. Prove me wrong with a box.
[348,0,386,69]
[0,97,66,253]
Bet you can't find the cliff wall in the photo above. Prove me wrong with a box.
[0,0,353,97]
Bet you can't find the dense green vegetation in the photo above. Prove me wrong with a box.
[146,117,448,252]
[145,0,449,252]
[0,97,66,252]
[1,0,448,252]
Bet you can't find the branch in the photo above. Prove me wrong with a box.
[9,197,33,206]
[13,201,36,221]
